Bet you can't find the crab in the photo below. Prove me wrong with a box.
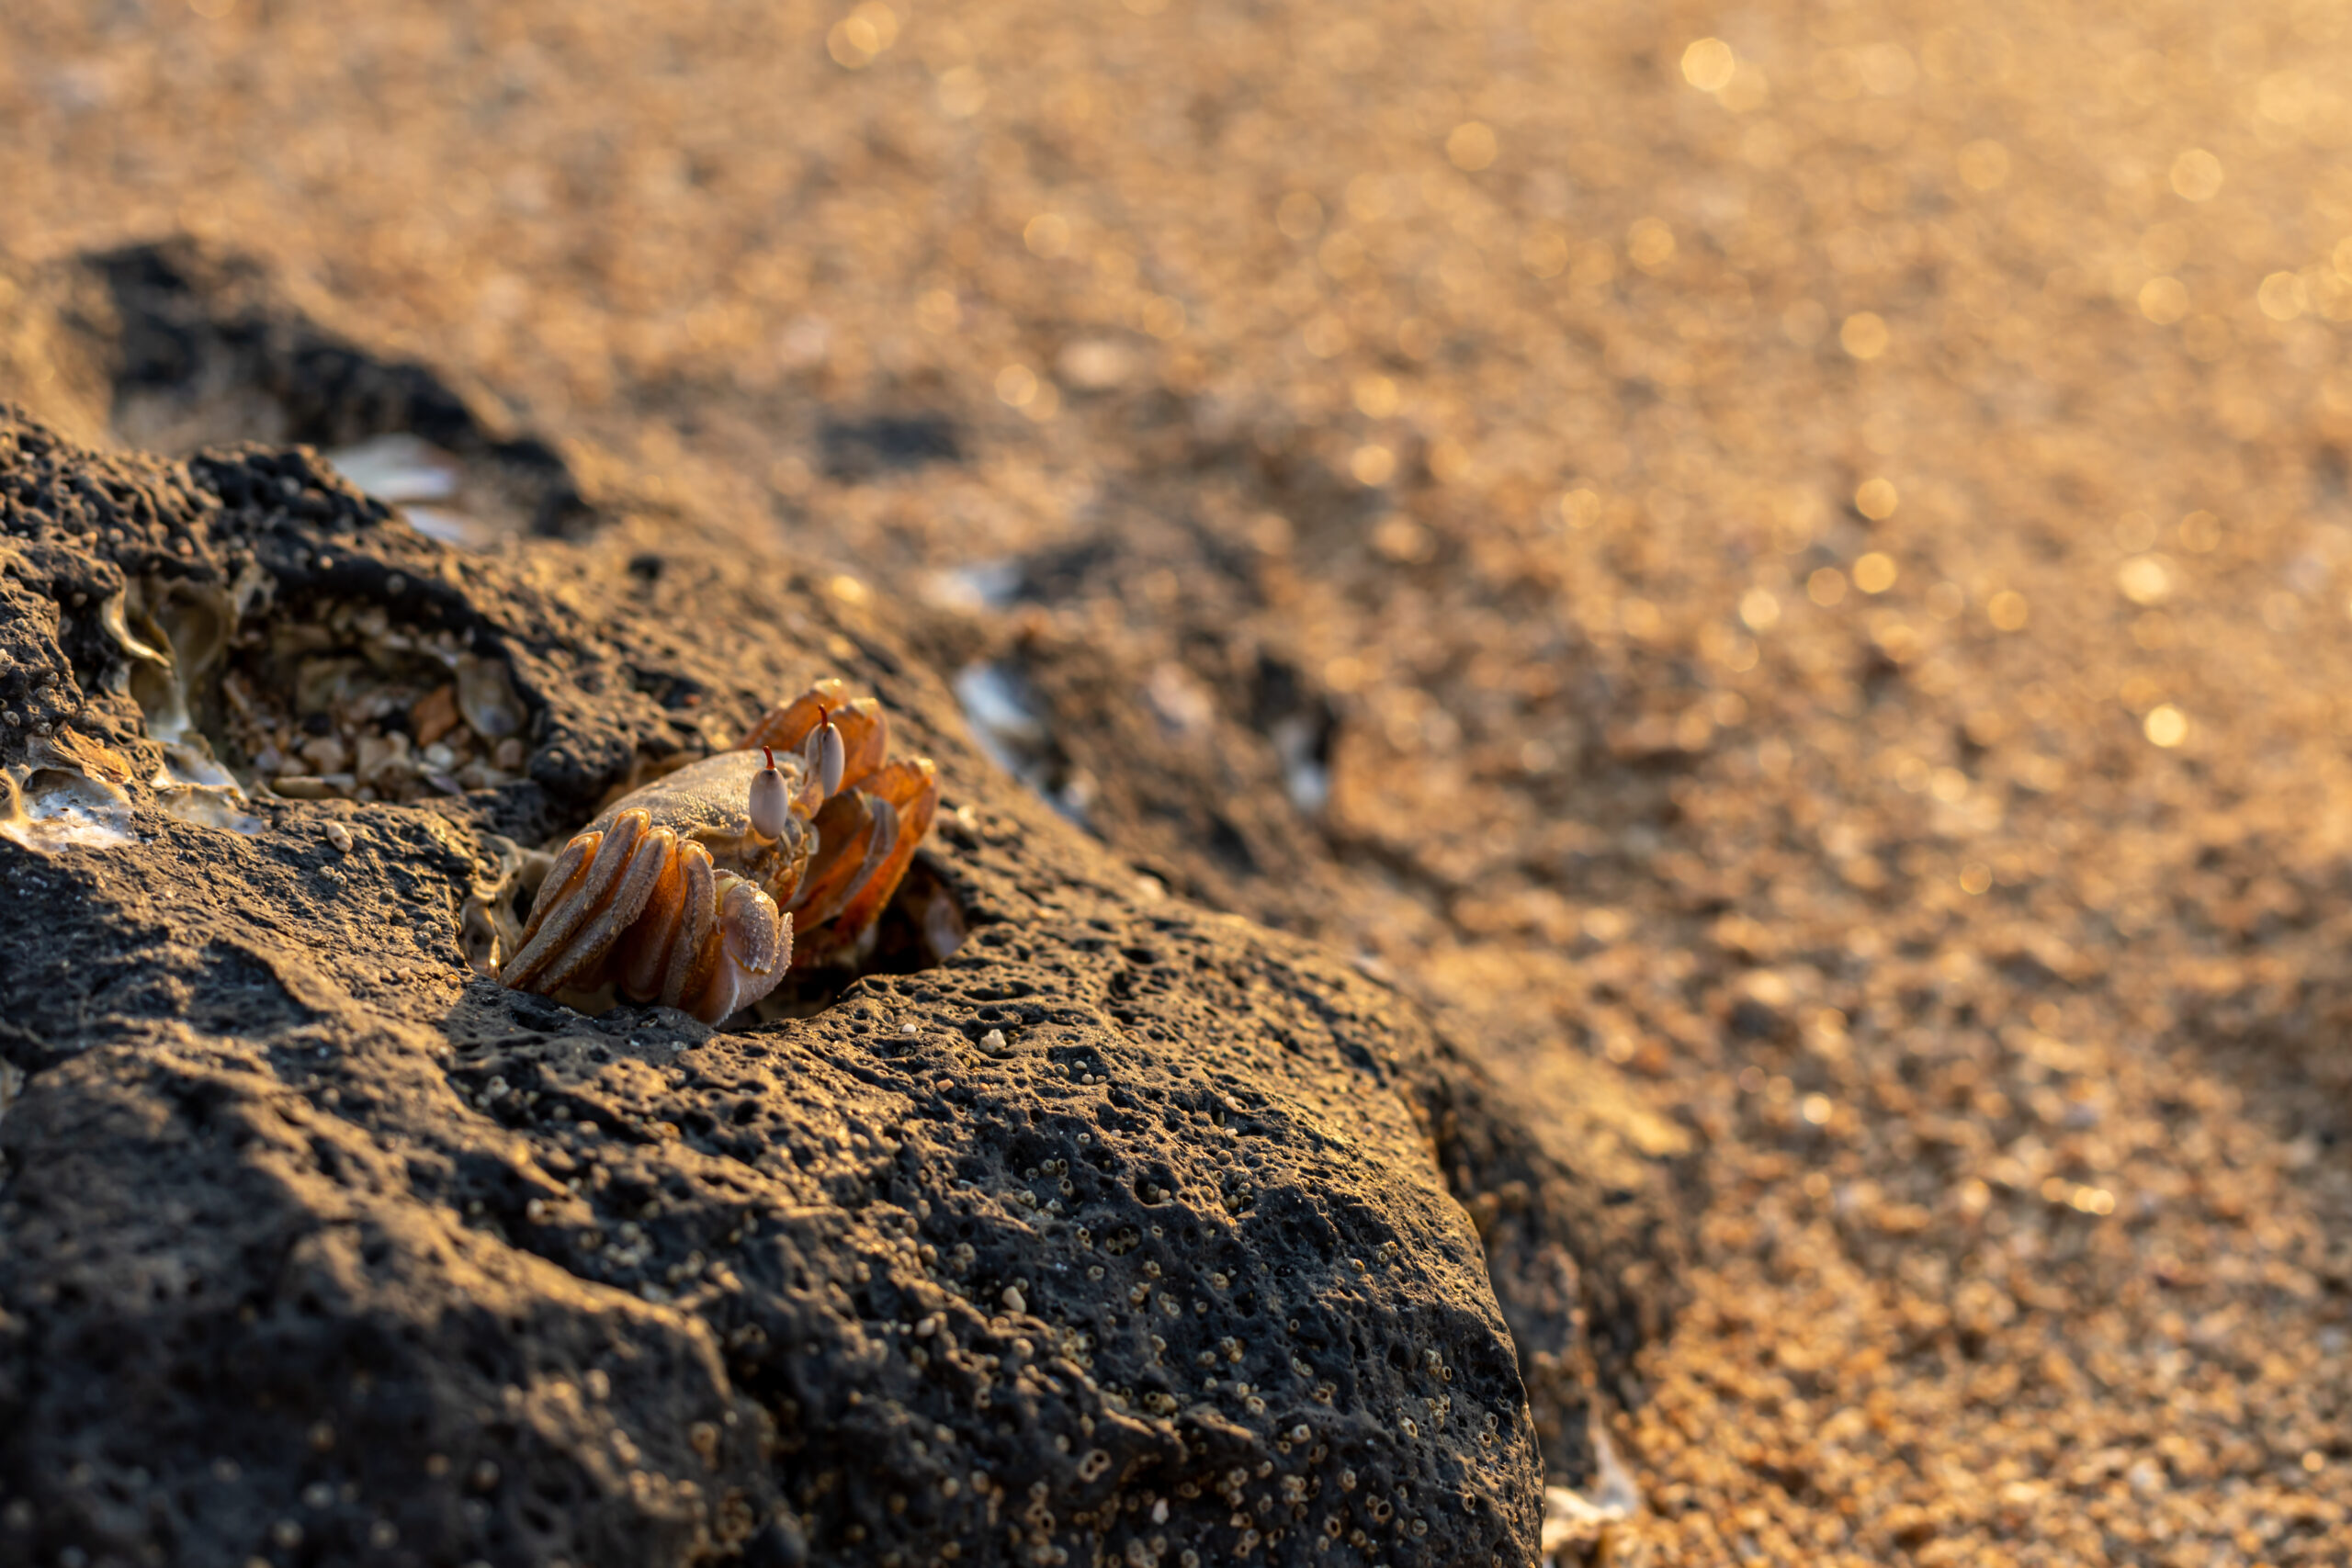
[496,681,939,1023]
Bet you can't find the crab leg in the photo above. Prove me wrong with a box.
[616,837,692,1000]
[656,840,722,1010]
[514,833,596,950]
[807,757,939,956]
[787,789,893,930]
[502,810,668,993]
[827,758,938,938]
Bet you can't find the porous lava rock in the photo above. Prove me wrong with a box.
[0,408,1668,1568]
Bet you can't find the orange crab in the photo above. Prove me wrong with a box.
[496,681,939,1023]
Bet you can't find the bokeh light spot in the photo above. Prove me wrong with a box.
[1682,39,1737,93]
[2170,149,2223,201]
[2258,271,2307,321]
[1276,191,1324,241]
[1840,312,1889,359]
[994,364,1038,407]
[2138,276,2189,325]
[1023,213,1071,259]
[1351,375,1399,419]
[1520,228,1569,278]
[1446,122,1497,172]
[2116,556,2172,605]
[1957,140,2010,191]
[1627,219,1677,273]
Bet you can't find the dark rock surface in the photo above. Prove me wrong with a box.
[0,405,1680,1568]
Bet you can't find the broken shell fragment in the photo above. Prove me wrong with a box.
[119,578,238,748]
[152,739,265,835]
[37,730,133,784]
[98,591,172,669]
[0,767,138,853]
[154,742,241,793]
[460,833,553,977]
[158,785,264,836]
[453,653,524,741]
[410,683,461,747]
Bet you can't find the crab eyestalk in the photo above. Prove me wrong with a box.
[808,706,847,799]
[748,746,792,841]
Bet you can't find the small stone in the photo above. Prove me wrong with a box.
[299,735,349,775]
[411,683,461,748]
[322,821,353,853]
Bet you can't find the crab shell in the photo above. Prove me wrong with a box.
[496,682,939,1023]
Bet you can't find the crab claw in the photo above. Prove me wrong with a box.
[693,874,791,1021]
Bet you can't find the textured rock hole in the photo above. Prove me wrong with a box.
[208,594,531,805]
[98,552,530,810]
